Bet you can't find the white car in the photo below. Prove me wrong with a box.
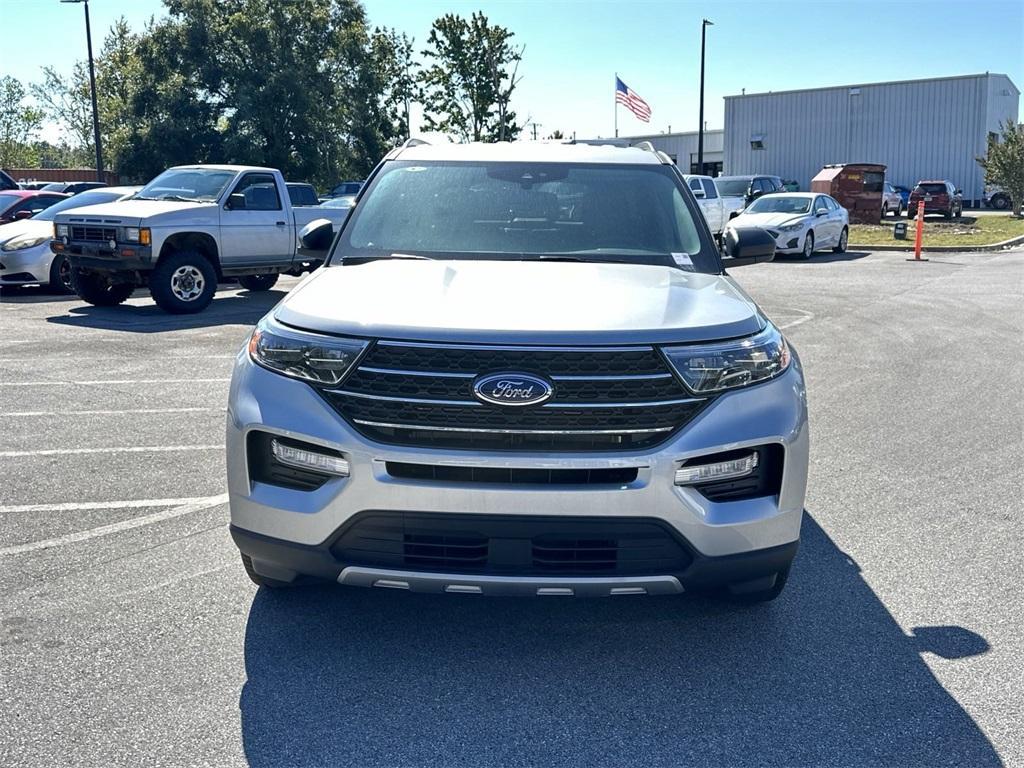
[680,174,726,237]
[0,186,140,292]
[727,192,849,259]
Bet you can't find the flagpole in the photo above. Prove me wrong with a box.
[614,73,619,137]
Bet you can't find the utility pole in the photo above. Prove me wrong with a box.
[529,122,542,141]
[62,0,104,182]
[697,18,713,175]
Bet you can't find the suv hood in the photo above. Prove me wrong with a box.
[275,260,765,345]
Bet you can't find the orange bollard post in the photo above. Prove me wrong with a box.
[907,200,928,262]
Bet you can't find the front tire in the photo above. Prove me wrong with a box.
[238,273,279,292]
[71,268,136,307]
[800,231,814,259]
[48,253,74,294]
[833,226,848,253]
[149,250,217,314]
[991,194,1010,211]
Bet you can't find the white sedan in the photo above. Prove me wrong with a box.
[727,192,849,259]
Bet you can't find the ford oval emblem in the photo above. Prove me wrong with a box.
[473,372,553,407]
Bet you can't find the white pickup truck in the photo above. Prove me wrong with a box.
[681,174,738,239]
[51,165,349,313]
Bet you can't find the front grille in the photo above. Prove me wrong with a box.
[329,512,693,576]
[71,225,117,243]
[320,341,709,451]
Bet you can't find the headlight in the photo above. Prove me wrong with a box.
[778,222,804,232]
[1,234,49,252]
[55,224,69,238]
[248,317,367,385]
[662,324,791,393]
[125,227,140,242]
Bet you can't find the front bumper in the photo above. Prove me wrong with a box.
[0,244,52,284]
[767,229,806,254]
[54,240,154,272]
[227,349,809,590]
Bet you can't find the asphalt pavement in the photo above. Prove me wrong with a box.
[1,249,1021,767]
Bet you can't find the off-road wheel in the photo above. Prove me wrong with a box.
[71,268,136,306]
[238,273,279,292]
[149,250,217,314]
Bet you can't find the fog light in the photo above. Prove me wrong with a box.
[675,452,758,485]
[271,438,349,477]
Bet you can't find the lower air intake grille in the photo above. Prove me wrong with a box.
[330,512,693,576]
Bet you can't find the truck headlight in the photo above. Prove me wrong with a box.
[248,317,367,386]
[55,224,69,238]
[662,324,790,393]
[1,234,49,252]
[124,227,151,245]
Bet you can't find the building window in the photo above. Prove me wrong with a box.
[750,134,765,150]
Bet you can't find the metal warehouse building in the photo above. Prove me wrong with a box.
[618,129,725,176]
[722,73,1019,206]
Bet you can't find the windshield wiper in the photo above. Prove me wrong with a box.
[157,194,201,202]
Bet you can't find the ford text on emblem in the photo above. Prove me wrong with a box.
[473,372,553,407]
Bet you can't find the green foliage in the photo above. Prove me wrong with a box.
[0,76,44,168]
[977,121,1024,216]
[419,12,523,141]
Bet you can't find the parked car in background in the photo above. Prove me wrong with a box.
[0,190,68,225]
[715,174,785,211]
[893,185,911,206]
[782,179,800,192]
[286,183,320,207]
[908,180,962,219]
[39,181,108,195]
[0,186,139,292]
[18,181,53,191]
[52,164,351,313]
[681,173,726,237]
[324,180,363,199]
[0,169,18,191]
[882,181,904,217]
[320,195,356,210]
[984,185,1013,211]
[727,192,849,259]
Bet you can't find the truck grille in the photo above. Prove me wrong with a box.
[320,341,708,451]
[71,225,117,243]
[330,512,693,576]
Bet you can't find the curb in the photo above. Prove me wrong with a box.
[849,234,1024,253]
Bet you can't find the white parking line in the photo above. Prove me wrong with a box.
[0,378,230,386]
[0,496,226,514]
[0,493,229,556]
[0,445,221,457]
[777,310,815,330]
[3,408,226,417]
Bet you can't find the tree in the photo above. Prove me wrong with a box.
[32,65,93,162]
[0,76,44,168]
[547,130,565,140]
[977,121,1024,217]
[419,12,523,141]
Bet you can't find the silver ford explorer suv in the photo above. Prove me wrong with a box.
[227,140,808,604]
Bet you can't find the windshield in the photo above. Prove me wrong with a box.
[135,168,236,202]
[0,193,23,210]
[335,161,715,272]
[747,196,811,214]
[32,190,125,221]
[715,178,751,196]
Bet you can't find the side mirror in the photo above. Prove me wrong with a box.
[298,218,334,256]
[13,210,33,220]
[226,193,246,210]
[692,188,706,199]
[815,208,828,217]
[722,226,775,268]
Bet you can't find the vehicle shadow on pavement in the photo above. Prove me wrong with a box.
[0,285,81,303]
[43,288,288,332]
[238,514,998,767]
[776,250,872,264]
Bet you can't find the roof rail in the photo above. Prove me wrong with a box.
[401,137,432,148]
[630,140,674,165]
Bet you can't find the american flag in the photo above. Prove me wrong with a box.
[615,76,652,123]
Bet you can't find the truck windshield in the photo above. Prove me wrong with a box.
[335,161,716,272]
[135,169,236,202]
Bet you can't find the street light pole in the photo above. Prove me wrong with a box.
[62,0,104,182]
[697,18,713,175]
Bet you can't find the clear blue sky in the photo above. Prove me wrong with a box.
[2,0,1021,141]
